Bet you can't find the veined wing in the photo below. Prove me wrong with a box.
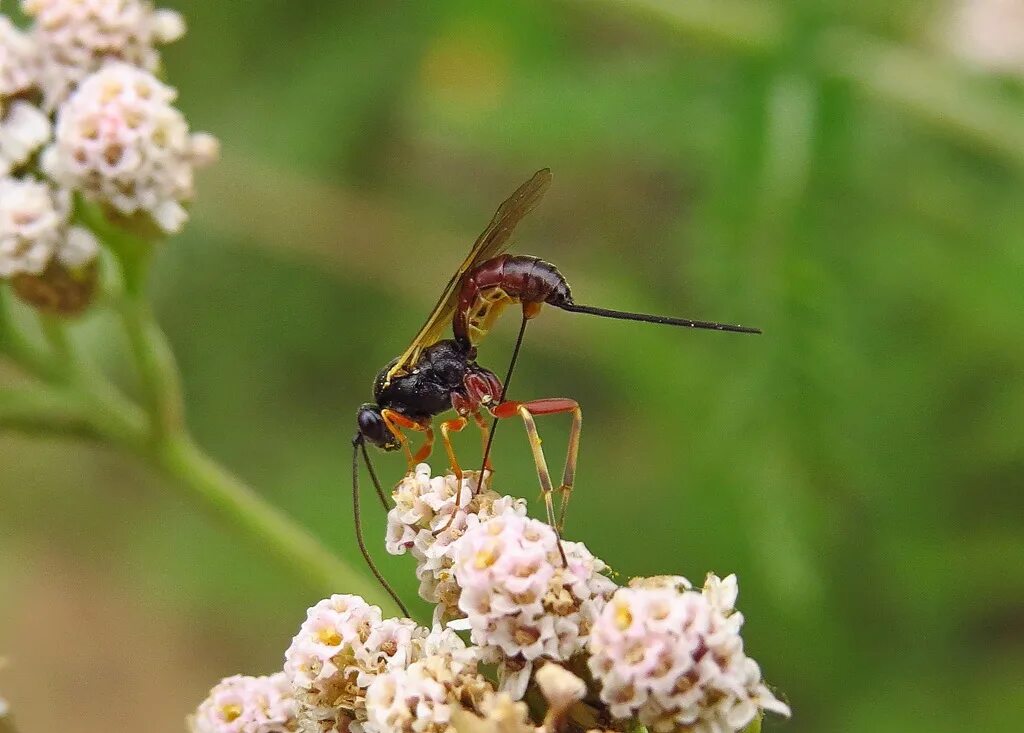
[384,168,552,384]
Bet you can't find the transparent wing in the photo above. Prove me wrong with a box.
[385,168,552,383]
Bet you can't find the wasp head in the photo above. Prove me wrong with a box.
[355,404,400,451]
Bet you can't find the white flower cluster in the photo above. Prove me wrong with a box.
[453,513,616,698]
[0,175,98,277]
[0,0,217,288]
[386,463,527,623]
[22,0,185,108]
[587,574,790,733]
[193,466,792,733]
[282,594,475,733]
[188,673,298,733]
[42,62,219,234]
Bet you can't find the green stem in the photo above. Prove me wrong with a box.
[118,291,184,440]
[0,289,63,382]
[0,385,98,439]
[153,432,386,602]
[2,275,390,609]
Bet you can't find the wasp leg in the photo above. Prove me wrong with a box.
[441,417,469,484]
[381,409,432,472]
[432,417,472,537]
[491,398,582,565]
[471,411,493,475]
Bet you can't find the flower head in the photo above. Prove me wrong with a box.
[0,175,98,278]
[188,672,298,733]
[42,62,218,234]
[386,464,527,624]
[22,0,186,107]
[587,573,790,733]
[453,513,616,698]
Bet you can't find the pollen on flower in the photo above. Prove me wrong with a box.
[188,672,298,733]
[21,0,186,108]
[587,573,790,733]
[41,62,217,234]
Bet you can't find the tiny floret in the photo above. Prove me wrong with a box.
[22,0,186,107]
[0,175,98,278]
[0,16,40,98]
[188,672,298,733]
[587,573,790,733]
[42,62,218,234]
[453,513,616,699]
[365,653,494,733]
[0,101,51,176]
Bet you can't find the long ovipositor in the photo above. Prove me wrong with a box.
[453,253,761,348]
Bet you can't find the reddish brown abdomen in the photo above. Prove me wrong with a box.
[454,255,571,347]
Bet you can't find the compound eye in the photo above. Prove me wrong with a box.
[357,406,390,446]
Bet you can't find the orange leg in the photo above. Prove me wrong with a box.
[440,417,469,483]
[432,417,470,537]
[381,409,432,472]
[491,398,582,558]
[471,411,493,474]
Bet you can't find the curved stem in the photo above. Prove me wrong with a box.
[2,277,391,608]
[156,433,387,602]
[0,289,64,382]
[0,385,98,439]
[118,290,184,441]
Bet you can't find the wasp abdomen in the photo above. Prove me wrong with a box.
[454,254,572,346]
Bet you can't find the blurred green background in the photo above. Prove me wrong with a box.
[2,0,1024,731]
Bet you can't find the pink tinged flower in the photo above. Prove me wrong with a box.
[385,463,527,624]
[452,514,616,699]
[41,62,217,234]
[188,672,298,733]
[587,574,790,733]
[21,0,186,108]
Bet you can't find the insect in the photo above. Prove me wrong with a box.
[351,169,760,614]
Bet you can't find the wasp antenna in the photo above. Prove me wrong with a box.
[352,437,410,617]
[560,302,762,334]
[362,440,390,512]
